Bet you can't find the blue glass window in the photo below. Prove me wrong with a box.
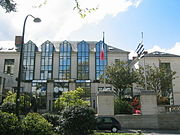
[32,82,47,109]
[59,41,71,79]
[53,82,69,99]
[22,41,37,80]
[77,41,89,79]
[95,41,108,80]
[40,41,54,80]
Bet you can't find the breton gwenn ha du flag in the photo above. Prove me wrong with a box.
[100,32,105,60]
[135,41,144,57]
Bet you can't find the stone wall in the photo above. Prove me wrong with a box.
[115,114,180,129]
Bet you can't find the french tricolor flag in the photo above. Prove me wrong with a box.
[100,32,105,60]
[100,44,105,60]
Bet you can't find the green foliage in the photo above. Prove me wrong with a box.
[74,0,98,18]
[42,113,62,132]
[0,0,16,13]
[22,113,54,135]
[1,102,16,113]
[102,61,138,98]
[60,106,96,135]
[54,88,89,112]
[114,98,133,114]
[137,65,176,104]
[0,111,21,135]
[2,91,31,114]
[1,0,97,18]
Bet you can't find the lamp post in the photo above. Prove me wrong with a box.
[16,14,41,119]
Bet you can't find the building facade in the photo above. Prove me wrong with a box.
[0,38,129,111]
[135,51,180,105]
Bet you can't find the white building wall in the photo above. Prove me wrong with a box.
[139,57,180,105]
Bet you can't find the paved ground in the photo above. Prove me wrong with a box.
[100,129,180,134]
[120,129,180,135]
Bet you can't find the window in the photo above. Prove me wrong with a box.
[76,80,91,101]
[77,41,89,79]
[95,41,108,80]
[59,41,71,79]
[40,41,54,80]
[22,41,37,80]
[32,82,47,109]
[4,59,14,75]
[159,62,173,105]
[54,82,69,99]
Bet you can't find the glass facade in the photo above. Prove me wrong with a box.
[32,81,47,109]
[95,41,108,80]
[77,41,90,79]
[53,82,69,99]
[40,41,54,80]
[4,59,14,75]
[59,41,71,79]
[76,80,91,101]
[22,41,37,80]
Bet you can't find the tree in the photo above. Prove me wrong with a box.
[54,88,89,112]
[137,65,176,104]
[0,0,16,13]
[102,61,138,98]
[1,0,97,18]
[22,113,54,135]
[0,111,21,135]
[2,91,31,114]
[59,106,96,135]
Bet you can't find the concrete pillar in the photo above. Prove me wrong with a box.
[140,90,158,115]
[97,90,114,116]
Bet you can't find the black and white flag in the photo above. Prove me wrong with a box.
[135,41,144,57]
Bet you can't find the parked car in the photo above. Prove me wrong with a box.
[96,116,121,133]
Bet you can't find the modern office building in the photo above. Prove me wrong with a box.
[0,36,129,111]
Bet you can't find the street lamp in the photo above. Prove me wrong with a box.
[16,14,41,118]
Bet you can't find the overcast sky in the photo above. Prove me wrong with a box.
[0,0,180,58]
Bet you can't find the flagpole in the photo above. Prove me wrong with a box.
[103,32,106,90]
[141,32,147,90]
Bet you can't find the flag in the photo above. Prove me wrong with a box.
[138,48,144,57]
[100,44,105,60]
[135,41,142,52]
[100,32,105,60]
[136,43,143,54]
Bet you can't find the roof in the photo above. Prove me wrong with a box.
[144,51,180,57]
[0,40,129,54]
[52,40,129,53]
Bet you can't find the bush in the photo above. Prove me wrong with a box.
[42,113,62,133]
[2,91,31,115]
[0,111,21,135]
[1,102,16,113]
[22,113,55,135]
[60,106,96,135]
[54,88,89,113]
[114,98,133,114]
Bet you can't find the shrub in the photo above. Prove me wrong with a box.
[60,106,96,135]
[0,111,21,135]
[22,113,54,135]
[2,91,31,114]
[42,113,62,133]
[54,88,89,113]
[1,102,16,113]
[114,98,133,114]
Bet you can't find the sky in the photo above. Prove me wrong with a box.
[0,0,180,59]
